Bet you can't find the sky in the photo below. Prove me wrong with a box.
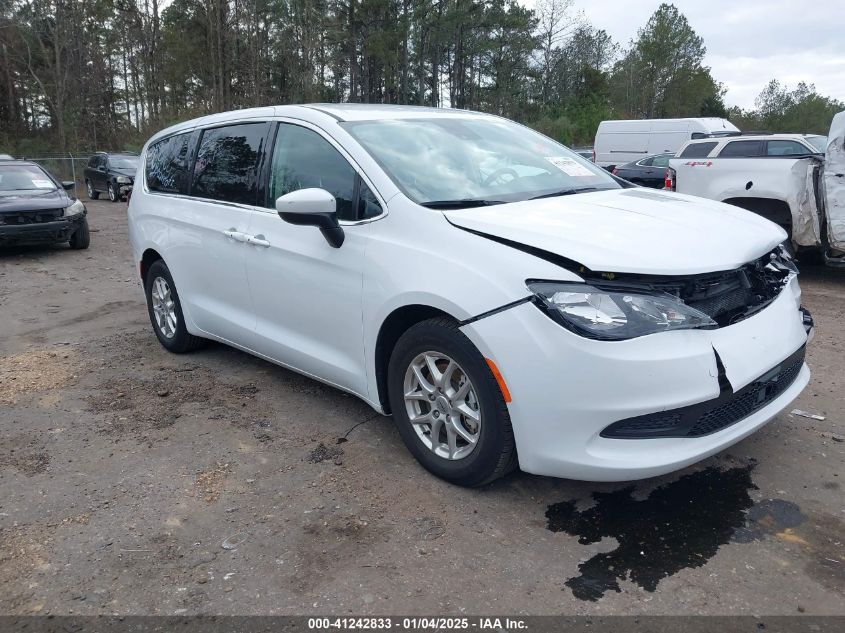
[524,0,845,110]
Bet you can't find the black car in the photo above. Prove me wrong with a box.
[611,153,674,189]
[84,152,139,202]
[0,160,90,249]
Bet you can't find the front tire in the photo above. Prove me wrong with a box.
[68,218,90,249]
[144,260,205,353]
[108,182,118,202]
[86,180,99,200]
[387,317,517,486]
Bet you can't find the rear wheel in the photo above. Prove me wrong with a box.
[68,217,90,250]
[144,260,205,353]
[86,180,99,200]
[387,317,517,486]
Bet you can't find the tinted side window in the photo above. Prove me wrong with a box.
[719,140,763,157]
[637,157,654,166]
[192,123,268,205]
[87,156,99,168]
[679,142,717,158]
[766,140,810,156]
[358,182,382,220]
[269,124,357,221]
[146,133,194,194]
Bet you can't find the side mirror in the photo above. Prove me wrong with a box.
[61,181,75,191]
[276,188,344,248]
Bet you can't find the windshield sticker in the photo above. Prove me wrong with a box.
[545,156,594,177]
[31,179,54,188]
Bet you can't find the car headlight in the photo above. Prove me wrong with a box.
[528,281,717,340]
[63,199,85,217]
[116,176,132,184]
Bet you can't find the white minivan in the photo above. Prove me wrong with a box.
[594,117,740,169]
[128,104,811,486]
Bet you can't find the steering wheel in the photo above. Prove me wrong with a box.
[482,167,519,187]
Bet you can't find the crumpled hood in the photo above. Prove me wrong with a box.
[444,188,787,275]
[111,169,136,180]
[0,188,71,214]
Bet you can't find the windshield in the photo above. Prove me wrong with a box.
[0,164,56,192]
[806,136,828,153]
[110,156,139,169]
[342,117,619,206]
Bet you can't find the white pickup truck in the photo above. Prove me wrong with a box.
[668,115,845,266]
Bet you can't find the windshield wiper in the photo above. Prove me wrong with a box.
[528,187,603,200]
[420,199,507,209]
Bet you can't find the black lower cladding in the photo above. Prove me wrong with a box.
[601,344,806,439]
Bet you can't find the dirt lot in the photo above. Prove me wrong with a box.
[1,199,843,615]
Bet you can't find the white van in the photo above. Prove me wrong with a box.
[594,118,740,168]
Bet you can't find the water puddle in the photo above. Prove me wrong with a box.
[546,464,806,601]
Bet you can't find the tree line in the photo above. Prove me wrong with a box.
[0,0,842,156]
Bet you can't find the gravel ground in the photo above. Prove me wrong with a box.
[0,199,843,615]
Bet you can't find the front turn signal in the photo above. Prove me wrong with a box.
[485,358,512,403]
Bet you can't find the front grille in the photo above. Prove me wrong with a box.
[0,208,63,225]
[687,353,804,437]
[687,284,749,319]
[601,345,806,439]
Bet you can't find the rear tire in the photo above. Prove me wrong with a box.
[86,180,99,200]
[144,260,205,353]
[69,218,90,249]
[387,317,517,487]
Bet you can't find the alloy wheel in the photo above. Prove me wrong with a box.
[150,276,177,339]
[403,351,482,460]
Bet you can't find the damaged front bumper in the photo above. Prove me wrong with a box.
[0,215,86,246]
[460,275,810,481]
[801,306,814,342]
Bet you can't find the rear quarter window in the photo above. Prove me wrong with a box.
[146,132,194,194]
[679,142,717,158]
[766,140,812,156]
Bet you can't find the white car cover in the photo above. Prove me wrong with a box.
[824,111,845,252]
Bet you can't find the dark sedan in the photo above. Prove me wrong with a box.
[612,153,674,188]
[0,160,90,249]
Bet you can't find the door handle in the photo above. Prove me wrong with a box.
[246,234,271,248]
[222,229,248,242]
